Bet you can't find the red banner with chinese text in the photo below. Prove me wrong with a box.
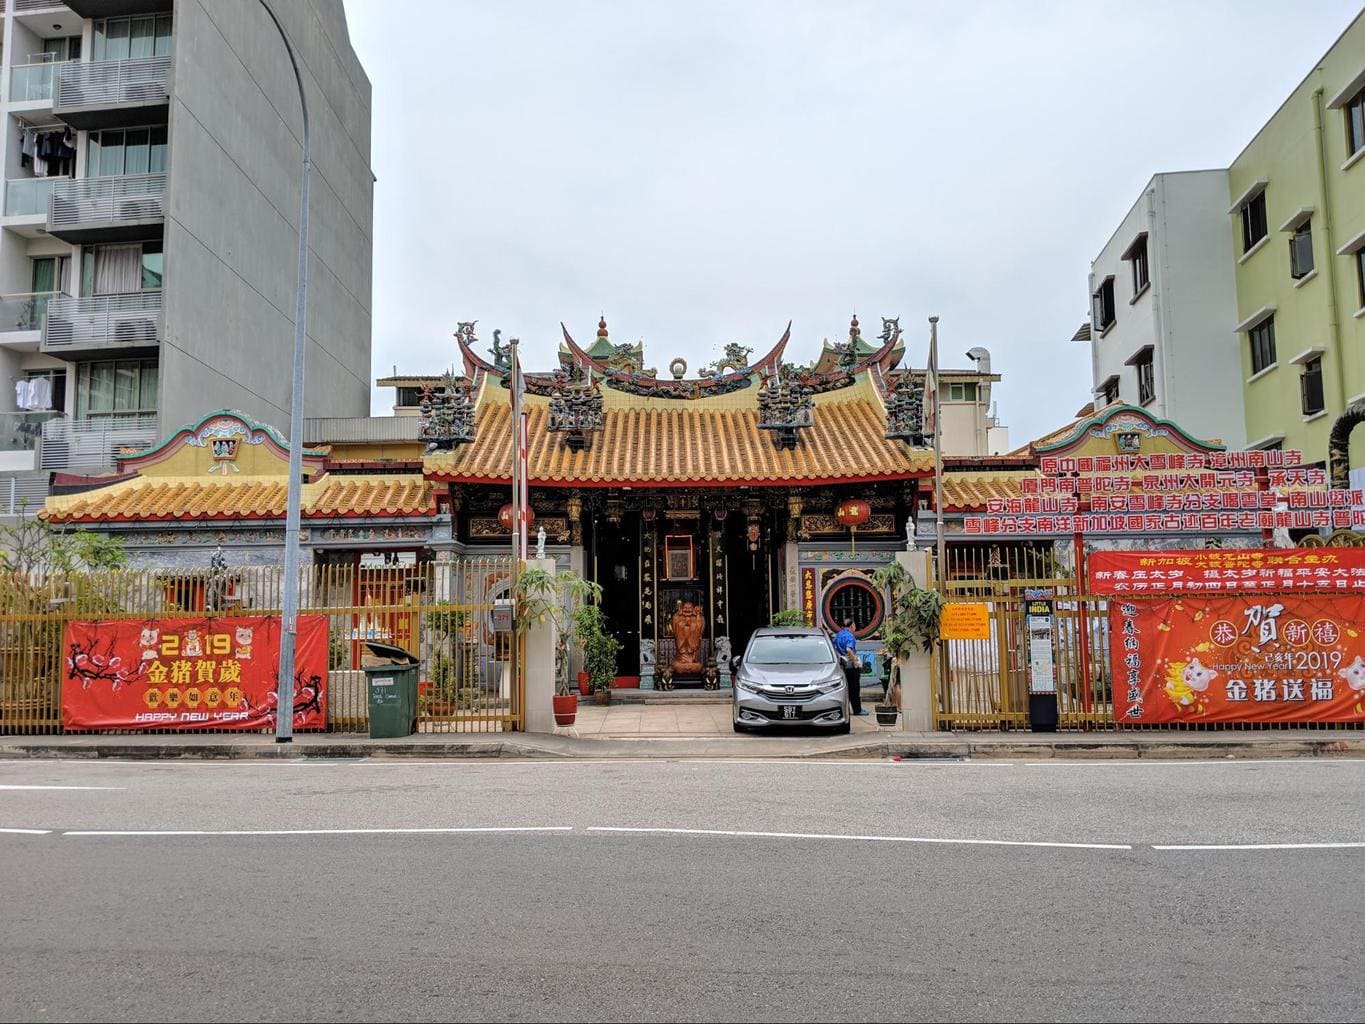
[1088,548,1365,595]
[1110,595,1365,724]
[61,615,328,731]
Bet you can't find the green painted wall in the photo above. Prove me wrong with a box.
[1228,12,1365,469]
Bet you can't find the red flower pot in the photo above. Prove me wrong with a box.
[577,670,591,695]
[552,694,578,728]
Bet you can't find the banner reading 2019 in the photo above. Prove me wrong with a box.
[1111,595,1365,724]
[61,615,328,731]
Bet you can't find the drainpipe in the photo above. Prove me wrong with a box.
[1312,86,1347,411]
[1146,185,1176,416]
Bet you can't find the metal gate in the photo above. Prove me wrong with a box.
[0,555,525,735]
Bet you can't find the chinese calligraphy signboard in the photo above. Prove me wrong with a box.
[1110,595,1365,724]
[802,568,816,627]
[1088,548,1365,595]
[961,445,1365,536]
[61,615,328,731]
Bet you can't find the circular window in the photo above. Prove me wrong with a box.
[822,577,884,639]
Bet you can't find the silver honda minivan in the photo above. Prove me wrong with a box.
[731,627,850,734]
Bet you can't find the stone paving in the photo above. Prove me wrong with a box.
[571,700,883,737]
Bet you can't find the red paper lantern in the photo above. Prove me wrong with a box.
[497,503,535,531]
[834,499,872,528]
[834,499,872,555]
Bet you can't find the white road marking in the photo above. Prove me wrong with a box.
[1023,759,1365,767]
[0,784,126,791]
[0,827,51,834]
[585,826,1131,850]
[61,826,574,837]
[1153,842,1365,851]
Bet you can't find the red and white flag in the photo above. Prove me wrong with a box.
[510,341,529,562]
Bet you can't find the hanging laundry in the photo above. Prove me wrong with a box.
[14,379,31,410]
[25,376,52,411]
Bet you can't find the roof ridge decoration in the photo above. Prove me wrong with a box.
[883,364,928,448]
[546,361,605,451]
[1031,403,1226,455]
[116,410,327,473]
[756,367,814,450]
[417,371,477,454]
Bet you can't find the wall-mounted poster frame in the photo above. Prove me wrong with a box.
[664,534,695,581]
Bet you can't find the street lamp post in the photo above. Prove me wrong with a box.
[258,0,311,743]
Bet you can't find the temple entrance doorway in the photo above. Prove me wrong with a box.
[594,511,640,685]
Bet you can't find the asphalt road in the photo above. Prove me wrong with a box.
[1,756,1362,1023]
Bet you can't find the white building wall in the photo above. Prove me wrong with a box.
[1087,170,1245,447]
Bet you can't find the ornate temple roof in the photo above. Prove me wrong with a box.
[424,374,932,487]
[937,471,1038,511]
[44,474,435,524]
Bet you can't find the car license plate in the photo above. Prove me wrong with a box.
[781,705,797,720]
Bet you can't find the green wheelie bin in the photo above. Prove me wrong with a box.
[362,640,420,738]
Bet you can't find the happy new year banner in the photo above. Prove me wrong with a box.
[61,615,328,731]
[1110,595,1365,724]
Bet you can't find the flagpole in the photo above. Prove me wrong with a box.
[929,315,945,583]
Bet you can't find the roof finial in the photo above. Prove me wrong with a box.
[598,315,609,339]
[849,313,861,343]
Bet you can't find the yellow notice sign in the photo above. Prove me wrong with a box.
[939,603,991,640]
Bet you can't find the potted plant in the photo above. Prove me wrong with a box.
[769,608,807,627]
[515,566,603,727]
[871,559,944,724]
[573,604,620,705]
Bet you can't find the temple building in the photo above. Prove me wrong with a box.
[41,315,1016,687]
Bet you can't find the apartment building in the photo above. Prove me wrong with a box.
[0,0,372,502]
[1226,11,1365,485]
[1081,170,1244,447]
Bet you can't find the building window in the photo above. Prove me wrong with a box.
[1099,376,1120,406]
[1125,234,1149,295]
[1300,358,1324,416]
[1347,85,1365,157]
[1357,248,1365,309]
[75,358,158,418]
[1240,190,1268,253]
[822,577,884,639]
[1289,221,1314,279]
[1249,316,1276,375]
[1092,277,1116,332]
[947,382,977,402]
[1134,351,1155,405]
[92,14,173,61]
[80,241,162,296]
[88,126,168,178]
[395,386,424,407]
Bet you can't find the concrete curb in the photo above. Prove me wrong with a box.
[1,733,1361,762]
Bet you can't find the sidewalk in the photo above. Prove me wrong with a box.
[1,701,1361,761]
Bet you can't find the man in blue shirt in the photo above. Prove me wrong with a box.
[832,617,866,716]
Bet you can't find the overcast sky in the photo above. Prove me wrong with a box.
[342,0,1362,446]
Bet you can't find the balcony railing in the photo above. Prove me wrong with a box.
[8,58,70,103]
[41,413,157,472]
[0,291,63,333]
[0,473,51,517]
[49,172,166,233]
[0,411,62,455]
[4,177,60,217]
[54,55,171,112]
[43,290,161,352]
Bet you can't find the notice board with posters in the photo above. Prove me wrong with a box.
[61,615,328,731]
[1110,595,1365,724]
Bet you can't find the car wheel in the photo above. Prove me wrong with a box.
[834,720,851,735]
[733,720,750,733]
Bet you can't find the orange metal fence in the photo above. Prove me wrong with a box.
[0,556,522,735]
